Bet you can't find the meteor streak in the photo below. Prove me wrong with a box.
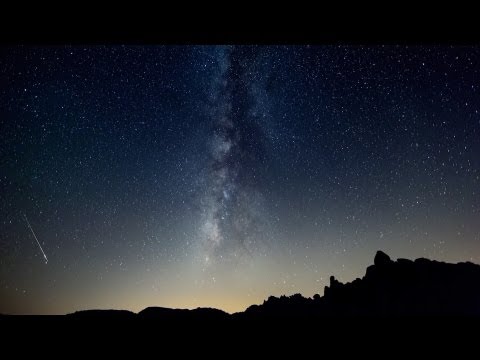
[24,214,48,264]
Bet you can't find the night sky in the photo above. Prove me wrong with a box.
[1,45,479,315]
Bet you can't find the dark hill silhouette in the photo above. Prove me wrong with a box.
[67,309,136,319]
[65,307,228,321]
[138,306,229,320]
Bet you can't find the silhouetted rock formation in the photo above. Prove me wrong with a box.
[240,251,480,318]
[374,250,391,266]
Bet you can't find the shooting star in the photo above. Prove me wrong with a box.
[24,214,48,264]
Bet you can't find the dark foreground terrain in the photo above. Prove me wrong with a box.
[2,251,479,348]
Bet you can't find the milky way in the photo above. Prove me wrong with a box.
[199,46,272,266]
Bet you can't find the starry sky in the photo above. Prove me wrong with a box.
[1,45,480,315]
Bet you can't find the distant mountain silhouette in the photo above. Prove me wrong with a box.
[67,309,136,319]
[138,307,229,320]
[5,251,480,321]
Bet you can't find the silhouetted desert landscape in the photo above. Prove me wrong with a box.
[4,251,478,321]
